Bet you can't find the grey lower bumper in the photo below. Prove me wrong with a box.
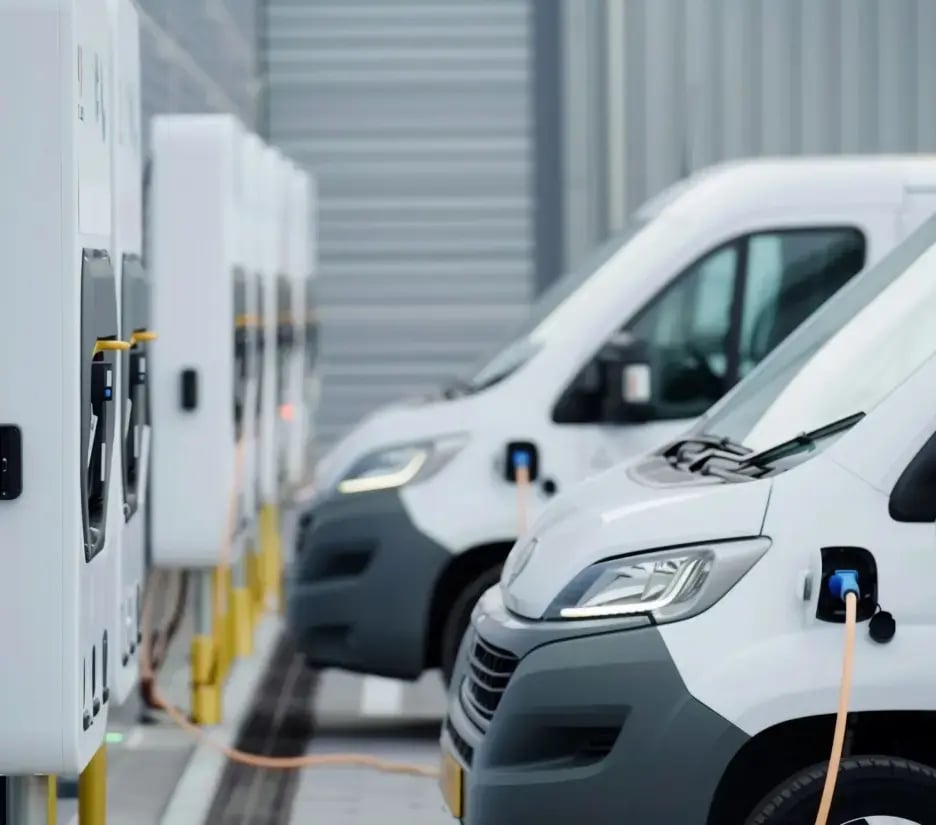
[286,488,451,680]
[441,591,748,825]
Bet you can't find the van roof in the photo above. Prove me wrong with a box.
[638,155,936,220]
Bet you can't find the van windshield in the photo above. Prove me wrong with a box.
[460,219,655,392]
[696,212,936,455]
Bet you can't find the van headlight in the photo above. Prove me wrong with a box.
[544,538,769,622]
[336,435,467,495]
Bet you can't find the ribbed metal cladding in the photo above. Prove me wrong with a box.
[603,0,936,222]
[262,0,536,446]
[137,0,260,146]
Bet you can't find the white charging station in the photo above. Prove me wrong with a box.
[258,146,283,514]
[284,167,316,490]
[107,0,149,704]
[274,156,299,500]
[0,0,121,774]
[240,133,267,548]
[299,170,322,483]
[149,114,246,569]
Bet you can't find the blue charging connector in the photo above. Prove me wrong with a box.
[828,569,860,601]
[512,450,530,472]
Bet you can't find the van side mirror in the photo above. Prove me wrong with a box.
[598,334,655,423]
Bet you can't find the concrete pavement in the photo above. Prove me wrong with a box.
[287,671,451,825]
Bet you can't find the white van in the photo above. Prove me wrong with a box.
[440,211,936,824]
[288,156,936,686]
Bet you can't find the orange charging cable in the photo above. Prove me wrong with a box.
[140,438,439,779]
[515,461,529,534]
[813,590,858,825]
[139,569,188,709]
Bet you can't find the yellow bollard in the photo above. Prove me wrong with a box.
[245,540,262,615]
[259,504,282,612]
[243,554,257,633]
[78,745,106,825]
[222,565,234,676]
[212,566,232,680]
[231,586,253,658]
[252,548,265,614]
[190,634,221,725]
[47,775,57,825]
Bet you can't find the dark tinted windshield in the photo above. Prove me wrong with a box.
[694,212,936,451]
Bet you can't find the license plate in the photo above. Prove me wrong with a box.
[440,748,464,818]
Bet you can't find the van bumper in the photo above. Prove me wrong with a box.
[286,488,451,680]
[440,589,749,825]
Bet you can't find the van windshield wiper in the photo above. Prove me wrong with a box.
[662,433,752,466]
[737,412,865,470]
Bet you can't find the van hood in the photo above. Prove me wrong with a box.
[502,460,773,619]
[313,391,486,494]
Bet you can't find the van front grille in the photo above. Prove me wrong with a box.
[460,634,518,729]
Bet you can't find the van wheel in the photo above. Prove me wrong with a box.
[440,565,503,688]
[745,755,936,825]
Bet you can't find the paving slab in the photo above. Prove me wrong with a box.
[287,669,451,825]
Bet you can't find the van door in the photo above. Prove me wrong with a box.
[558,224,872,476]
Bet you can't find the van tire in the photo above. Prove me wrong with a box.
[440,564,503,688]
[744,755,936,825]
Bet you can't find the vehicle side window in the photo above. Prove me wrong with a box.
[890,428,936,522]
[738,228,866,378]
[552,225,866,426]
[626,244,738,420]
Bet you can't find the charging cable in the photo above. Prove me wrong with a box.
[813,570,859,825]
[513,450,530,533]
[140,438,439,778]
[140,569,189,709]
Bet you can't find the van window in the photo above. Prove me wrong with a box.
[628,243,739,418]
[739,229,865,377]
[629,227,864,421]
[696,212,936,456]
[554,225,866,425]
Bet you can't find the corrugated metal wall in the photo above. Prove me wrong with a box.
[137,0,260,142]
[593,0,936,238]
[261,0,535,446]
[560,0,610,272]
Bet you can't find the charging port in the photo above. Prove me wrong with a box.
[816,546,878,623]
